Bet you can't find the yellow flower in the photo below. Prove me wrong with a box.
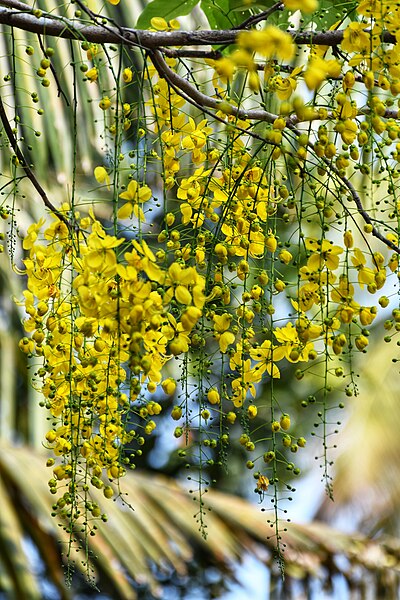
[122,68,133,83]
[336,119,358,145]
[84,225,124,273]
[23,218,45,250]
[168,327,190,355]
[99,96,111,110]
[296,282,320,311]
[118,179,152,222]
[180,306,202,330]
[283,0,318,12]
[351,248,375,287]
[86,67,98,82]
[256,475,269,492]
[162,262,205,309]
[274,322,314,363]
[249,339,281,378]
[210,57,235,83]
[182,118,213,151]
[213,313,232,333]
[207,388,220,405]
[279,249,293,265]
[237,26,295,61]
[343,230,354,248]
[213,313,235,353]
[150,17,169,31]
[270,72,298,100]
[305,238,343,271]
[341,22,370,53]
[331,274,355,303]
[295,315,322,344]
[231,359,260,406]
[359,307,376,326]
[304,56,341,90]
[94,166,110,190]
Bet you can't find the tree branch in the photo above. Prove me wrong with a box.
[326,165,400,254]
[0,0,33,11]
[233,2,284,30]
[1,3,398,253]
[0,6,396,49]
[149,49,278,122]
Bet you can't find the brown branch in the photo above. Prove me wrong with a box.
[0,94,71,228]
[0,6,396,49]
[0,0,33,11]
[162,48,223,59]
[149,49,277,122]
[333,170,400,254]
[150,51,400,254]
[1,3,399,253]
[0,7,236,46]
[233,2,284,30]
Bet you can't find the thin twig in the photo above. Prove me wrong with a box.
[36,34,70,105]
[0,94,71,227]
[233,1,284,30]
[1,2,399,253]
[332,170,400,254]
[161,48,222,59]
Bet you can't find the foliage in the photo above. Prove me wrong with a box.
[1,0,400,588]
[2,443,400,599]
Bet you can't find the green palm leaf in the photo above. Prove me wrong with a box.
[1,443,400,599]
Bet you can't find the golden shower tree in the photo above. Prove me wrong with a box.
[1,0,400,586]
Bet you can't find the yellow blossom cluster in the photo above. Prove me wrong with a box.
[14,0,400,546]
[18,206,206,518]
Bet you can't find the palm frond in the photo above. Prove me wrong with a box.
[1,443,400,599]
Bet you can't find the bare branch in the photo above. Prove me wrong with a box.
[334,171,400,254]
[0,0,33,12]
[0,7,237,46]
[233,2,284,30]
[0,6,396,49]
[149,49,277,122]
[0,3,398,253]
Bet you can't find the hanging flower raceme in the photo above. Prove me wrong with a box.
[12,1,400,570]
[17,211,208,529]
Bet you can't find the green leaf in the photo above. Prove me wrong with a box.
[229,0,272,11]
[136,0,200,29]
[200,0,236,30]
[296,0,357,30]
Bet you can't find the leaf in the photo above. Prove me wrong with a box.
[297,0,358,30]
[136,0,200,29]
[0,474,42,600]
[2,443,400,599]
[200,0,237,30]
[229,0,272,11]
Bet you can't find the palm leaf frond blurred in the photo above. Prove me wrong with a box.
[1,443,400,599]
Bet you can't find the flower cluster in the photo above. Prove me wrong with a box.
[18,207,206,524]
[13,0,400,554]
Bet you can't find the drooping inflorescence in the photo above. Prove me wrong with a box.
[0,0,398,578]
